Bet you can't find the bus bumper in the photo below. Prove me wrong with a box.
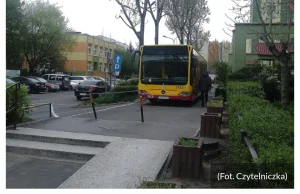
[139,94,193,101]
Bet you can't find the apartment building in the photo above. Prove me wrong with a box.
[65,32,128,77]
[228,0,294,72]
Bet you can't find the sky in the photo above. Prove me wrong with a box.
[47,0,236,46]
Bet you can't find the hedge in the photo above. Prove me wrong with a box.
[6,83,31,125]
[227,82,294,188]
[94,85,138,105]
[228,64,263,82]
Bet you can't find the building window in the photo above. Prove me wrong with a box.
[99,63,102,71]
[246,39,252,54]
[88,44,92,55]
[87,61,93,71]
[105,48,108,58]
[94,45,98,56]
[93,62,98,70]
[99,47,103,57]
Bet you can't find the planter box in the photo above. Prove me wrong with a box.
[172,137,202,179]
[200,113,222,139]
[207,106,223,114]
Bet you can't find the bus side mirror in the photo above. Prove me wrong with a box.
[132,50,140,62]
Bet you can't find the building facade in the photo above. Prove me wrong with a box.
[228,0,294,72]
[65,32,128,77]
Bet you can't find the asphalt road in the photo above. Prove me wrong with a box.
[25,87,217,141]
[28,90,89,120]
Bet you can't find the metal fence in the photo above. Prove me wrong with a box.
[6,82,20,130]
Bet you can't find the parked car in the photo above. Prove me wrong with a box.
[106,78,122,89]
[6,78,31,93]
[29,77,60,92]
[70,76,90,90]
[42,74,70,90]
[87,76,105,81]
[74,80,108,100]
[11,77,47,93]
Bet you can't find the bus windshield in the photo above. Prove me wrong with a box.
[141,46,189,85]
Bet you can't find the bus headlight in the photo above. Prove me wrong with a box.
[179,92,192,97]
[138,90,148,95]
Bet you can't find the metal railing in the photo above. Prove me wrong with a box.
[6,82,21,130]
[23,103,58,118]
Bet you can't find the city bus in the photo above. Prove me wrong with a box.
[134,45,207,104]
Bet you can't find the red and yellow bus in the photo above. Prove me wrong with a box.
[136,45,207,104]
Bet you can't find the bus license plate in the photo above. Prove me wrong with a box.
[158,96,169,99]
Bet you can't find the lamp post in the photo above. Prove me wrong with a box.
[163,35,177,44]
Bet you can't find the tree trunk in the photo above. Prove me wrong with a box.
[180,30,184,44]
[279,57,290,107]
[155,21,159,45]
[139,17,145,48]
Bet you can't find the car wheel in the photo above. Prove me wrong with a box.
[76,96,81,100]
[69,85,73,91]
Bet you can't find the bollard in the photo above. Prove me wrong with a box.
[139,96,144,122]
[89,93,97,119]
[50,103,52,118]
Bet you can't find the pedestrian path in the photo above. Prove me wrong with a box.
[6,127,173,188]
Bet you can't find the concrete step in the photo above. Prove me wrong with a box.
[6,127,110,148]
[6,139,102,161]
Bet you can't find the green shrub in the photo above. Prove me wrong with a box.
[116,78,138,86]
[227,82,294,188]
[94,85,137,105]
[207,100,223,107]
[6,83,31,125]
[179,138,198,147]
[228,64,263,82]
[113,85,138,92]
[227,81,265,98]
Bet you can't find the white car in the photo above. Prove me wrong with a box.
[69,76,89,90]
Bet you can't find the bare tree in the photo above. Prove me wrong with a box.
[228,0,294,106]
[114,0,148,48]
[147,0,166,44]
[164,0,210,45]
[190,25,211,52]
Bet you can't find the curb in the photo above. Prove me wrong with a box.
[193,127,201,137]
[6,117,58,130]
[155,146,173,180]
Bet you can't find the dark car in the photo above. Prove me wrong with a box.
[6,78,30,93]
[74,80,109,100]
[12,76,47,94]
[29,76,60,92]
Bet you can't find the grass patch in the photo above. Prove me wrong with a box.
[179,138,198,147]
[138,181,176,189]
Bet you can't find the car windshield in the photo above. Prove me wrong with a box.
[36,78,47,83]
[70,77,84,80]
[81,80,99,86]
[27,78,39,83]
[6,78,15,84]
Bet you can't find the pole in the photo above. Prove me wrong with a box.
[50,103,52,118]
[139,96,144,122]
[89,93,97,119]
